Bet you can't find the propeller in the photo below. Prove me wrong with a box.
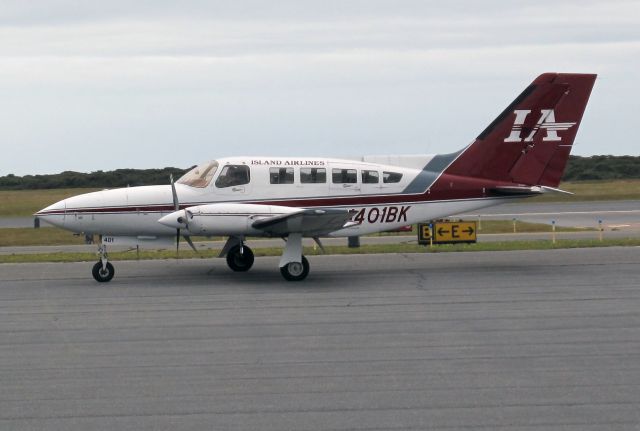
[170,175,198,255]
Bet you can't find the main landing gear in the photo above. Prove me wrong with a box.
[92,244,114,282]
[220,234,311,281]
[278,233,310,282]
[280,256,310,281]
[226,244,255,272]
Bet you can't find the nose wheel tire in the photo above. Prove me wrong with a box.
[92,261,115,282]
[280,256,310,281]
[226,245,255,272]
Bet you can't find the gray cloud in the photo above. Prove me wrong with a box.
[0,0,638,175]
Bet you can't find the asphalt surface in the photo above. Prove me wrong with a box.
[1,248,639,430]
[0,217,38,228]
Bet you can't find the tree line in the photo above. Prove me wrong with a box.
[0,155,638,190]
[0,167,189,190]
[562,155,639,181]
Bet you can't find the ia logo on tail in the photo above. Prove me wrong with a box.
[504,109,576,143]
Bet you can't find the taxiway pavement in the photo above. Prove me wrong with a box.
[1,248,639,430]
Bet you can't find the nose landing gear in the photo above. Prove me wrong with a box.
[92,244,114,282]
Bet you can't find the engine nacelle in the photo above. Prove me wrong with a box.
[159,203,300,236]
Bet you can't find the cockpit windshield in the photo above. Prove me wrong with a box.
[176,160,219,188]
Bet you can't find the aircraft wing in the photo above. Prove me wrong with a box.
[251,208,356,236]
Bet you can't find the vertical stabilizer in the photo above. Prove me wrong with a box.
[444,73,596,187]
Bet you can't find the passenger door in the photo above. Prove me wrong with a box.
[329,164,361,195]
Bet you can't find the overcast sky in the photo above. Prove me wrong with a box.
[1,0,638,175]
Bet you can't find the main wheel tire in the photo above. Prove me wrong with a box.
[226,245,255,272]
[280,256,310,281]
[92,261,115,282]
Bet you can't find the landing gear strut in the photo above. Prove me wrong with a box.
[92,244,115,282]
[226,244,255,272]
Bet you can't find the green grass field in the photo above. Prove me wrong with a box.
[0,188,100,217]
[0,180,639,217]
[1,237,639,264]
[0,227,88,247]
[531,179,640,202]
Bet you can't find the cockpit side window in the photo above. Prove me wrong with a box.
[215,165,251,188]
[176,161,219,188]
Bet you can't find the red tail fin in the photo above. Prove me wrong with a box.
[445,73,596,187]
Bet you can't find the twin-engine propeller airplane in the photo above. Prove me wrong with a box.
[37,72,596,282]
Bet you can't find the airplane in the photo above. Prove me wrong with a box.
[36,72,597,282]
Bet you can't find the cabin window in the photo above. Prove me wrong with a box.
[300,168,326,183]
[383,171,403,183]
[177,160,219,188]
[269,167,294,184]
[332,168,357,184]
[362,170,379,184]
[215,165,251,188]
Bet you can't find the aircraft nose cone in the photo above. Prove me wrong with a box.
[158,211,185,229]
[35,199,66,228]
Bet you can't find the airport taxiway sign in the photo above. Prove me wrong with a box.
[418,221,477,244]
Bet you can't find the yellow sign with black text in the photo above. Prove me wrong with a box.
[434,221,477,243]
[417,223,432,244]
[418,221,477,244]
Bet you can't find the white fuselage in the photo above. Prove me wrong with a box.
[37,156,514,238]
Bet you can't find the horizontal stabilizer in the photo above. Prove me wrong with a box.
[490,185,573,196]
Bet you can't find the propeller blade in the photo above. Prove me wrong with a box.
[170,174,182,257]
[170,174,179,211]
[183,235,198,253]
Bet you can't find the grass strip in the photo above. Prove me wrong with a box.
[530,179,640,202]
[0,188,99,217]
[2,238,639,264]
